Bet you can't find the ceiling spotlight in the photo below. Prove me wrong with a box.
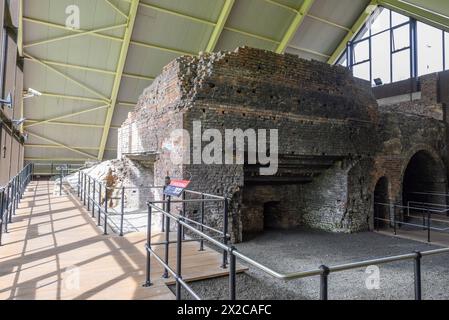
[0,92,13,108]
[23,88,42,99]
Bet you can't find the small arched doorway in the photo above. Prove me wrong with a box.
[374,177,389,229]
[402,151,447,207]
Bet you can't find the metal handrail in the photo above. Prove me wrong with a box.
[145,200,449,301]
[0,163,34,246]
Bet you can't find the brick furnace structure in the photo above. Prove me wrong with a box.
[118,47,447,242]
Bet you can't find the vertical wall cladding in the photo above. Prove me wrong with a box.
[0,0,25,185]
[119,46,449,242]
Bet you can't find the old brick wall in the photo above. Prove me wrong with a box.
[119,47,448,242]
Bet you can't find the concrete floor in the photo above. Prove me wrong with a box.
[181,228,449,300]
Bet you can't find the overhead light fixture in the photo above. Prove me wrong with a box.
[0,92,13,108]
[12,118,27,128]
[374,78,383,86]
[23,88,42,99]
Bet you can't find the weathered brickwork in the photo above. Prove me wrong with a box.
[118,47,448,242]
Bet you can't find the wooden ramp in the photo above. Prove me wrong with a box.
[0,181,246,300]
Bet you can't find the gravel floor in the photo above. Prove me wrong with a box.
[173,228,449,300]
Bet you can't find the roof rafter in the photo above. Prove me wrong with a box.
[139,2,215,26]
[276,0,315,53]
[24,53,111,102]
[24,23,127,48]
[39,93,107,104]
[23,16,123,42]
[98,0,140,161]
[27,132,97,159]
[379,0,449,32]
[205,0,235,52]
[327,0,379,65]
[24,104,110,129]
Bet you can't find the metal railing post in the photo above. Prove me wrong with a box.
[144,203,152,287]
[162,196,171,279]
[161,189,166,232]
[7,183,13,224]
[414,251,422,300]
[103,184,108,226]
[0,190,4,246]
[393,206,397,235]
[98,182,102,217]
[91,179,96,218]
[229,248,236,300]
[120,186,125,236]
[182,191,186,240]
[59,169,62,196]
[176,216,183,300]
[427,209,431,243]
[222,197,229,269]
[87,176,91,211]
[77,171,81,197]
[199,193,205,251]
[319,265,330,300]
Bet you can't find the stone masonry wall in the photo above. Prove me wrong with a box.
[118,47,448,242]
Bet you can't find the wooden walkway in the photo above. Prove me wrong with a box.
[0,181,245,300]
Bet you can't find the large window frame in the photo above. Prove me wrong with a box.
[341,6,449,86]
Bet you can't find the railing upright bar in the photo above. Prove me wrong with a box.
[120,186,125,236]
[98,182,102,218]
[229,249,236,300]
[414,251,422,300]
[182,191,186,240]
[91,179,96,218]
[0,190,4,245]
[176,216,183,300]
[163,196,171,279]
[144,203,152,287]
[87,176,91,211]
[319,265,330,300]
[77,171,81,197]
[222,196,229,269]
[199,194,205,251]
[427,209,431,243]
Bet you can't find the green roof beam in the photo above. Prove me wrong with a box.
[276,0,315,53]
[205,0,235,52]
[328,0,378,65]
[379,0,449,32]
[98,0,140,161]
[139,2,216,26]
[24,105,110,129]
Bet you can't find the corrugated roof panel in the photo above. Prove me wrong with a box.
[124,45,181,78]
[290,16,347,56]
[309,0,371,28]
[132,7,213,53]
[141,0,225,22]
[215,29,277,52]
[225,0,295,42]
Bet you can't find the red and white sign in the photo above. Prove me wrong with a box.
[169,180,191,188]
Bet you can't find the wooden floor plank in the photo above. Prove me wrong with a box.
[0,181,246,300]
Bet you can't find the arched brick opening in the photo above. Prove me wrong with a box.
[402,150,447,208]
[374,176,389,229]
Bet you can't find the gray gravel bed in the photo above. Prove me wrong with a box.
[172,228,449,300]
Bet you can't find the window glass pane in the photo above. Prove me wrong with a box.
[445,32,449,70]
[371,8,390,34]
[392,24,409,51]
[391,11,409,27]
[353,61,370,81]
[353,39,369,63]
[418,22,443,76]
[337,52,347,67]
[372,31,391,85]
[392,49,410,82]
